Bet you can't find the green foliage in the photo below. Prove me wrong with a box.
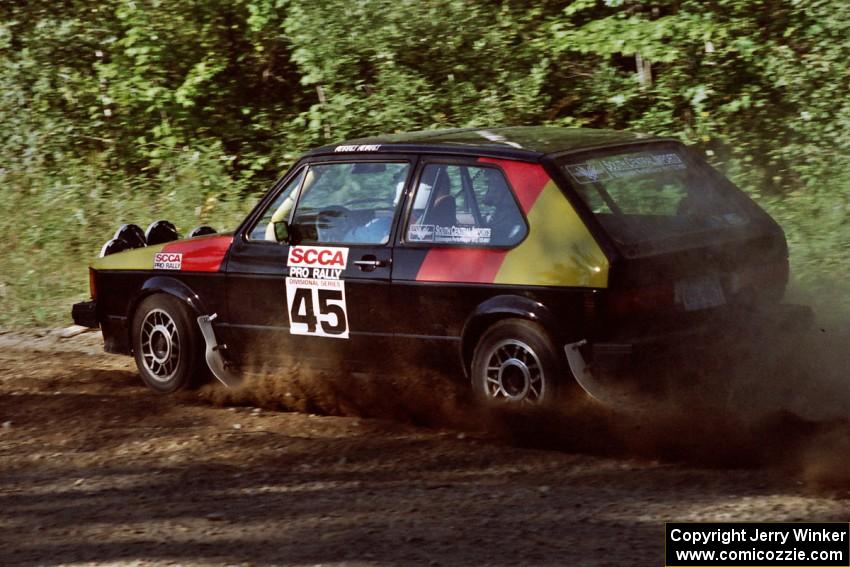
[758,162,850,296]
[284,0,552,137]
[0,0,848,325]
[547,0,850,192]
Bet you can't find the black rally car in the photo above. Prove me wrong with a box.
[72,127,810,405]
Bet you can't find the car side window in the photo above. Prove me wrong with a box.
[290,162,409,245]
[248,168,306,241]
[406,164,526,247]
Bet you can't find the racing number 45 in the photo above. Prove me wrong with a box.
[285,278,349,339]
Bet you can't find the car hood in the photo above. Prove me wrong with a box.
[91,232,234,273]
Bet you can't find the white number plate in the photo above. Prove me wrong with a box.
[285,245,350,339]
[675,275,726,311]
[285,277,349,338]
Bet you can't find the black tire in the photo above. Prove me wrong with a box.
[470,319,564,407]
[131,294,205,393]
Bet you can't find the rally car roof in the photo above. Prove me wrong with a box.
[306,126,665,161]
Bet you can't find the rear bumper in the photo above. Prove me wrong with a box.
[71,301,130,355]
[71,300,99,329]
[565,303,814,401]
[595,303,811,370]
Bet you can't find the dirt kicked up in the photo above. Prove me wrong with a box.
[0,329,849,567]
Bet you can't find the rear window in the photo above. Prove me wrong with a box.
[558,144,763,257]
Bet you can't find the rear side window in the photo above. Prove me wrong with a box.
[405,163,526,247]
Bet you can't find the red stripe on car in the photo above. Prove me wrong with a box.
[477,157,549,214]
[162,235,233,272]
[415,248,507,283]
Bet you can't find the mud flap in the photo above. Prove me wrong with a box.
[196,314,242,388]
[564,340,625,407]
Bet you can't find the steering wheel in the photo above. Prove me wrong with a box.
[313,205,351,242]
[342,197,388,208]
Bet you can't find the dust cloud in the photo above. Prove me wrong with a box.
[198,283,850,491]
[199,360,475,430]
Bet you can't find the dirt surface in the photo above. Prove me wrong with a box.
[1,329,849,567]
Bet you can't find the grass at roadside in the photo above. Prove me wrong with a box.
[758,169,850,315]
[0,155,256,326]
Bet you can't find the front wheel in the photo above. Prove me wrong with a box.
[470,319,564,406]
[131,294,205,393]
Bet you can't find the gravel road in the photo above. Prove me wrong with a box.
[0,329,848,566]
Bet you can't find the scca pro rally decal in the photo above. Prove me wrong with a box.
[153,252,182,270]
[285,246,349,339]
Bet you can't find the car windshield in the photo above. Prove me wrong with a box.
[557,143,763,257]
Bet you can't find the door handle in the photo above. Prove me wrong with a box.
[354,256,390,271]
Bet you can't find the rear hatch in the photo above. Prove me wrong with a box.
[554,141,789,339]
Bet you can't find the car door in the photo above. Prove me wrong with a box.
[389,157,530,371]
[224,155,415,370]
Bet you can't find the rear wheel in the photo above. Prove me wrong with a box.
[471,319,563,407]
[131,294,205,393]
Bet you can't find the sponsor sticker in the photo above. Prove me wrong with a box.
[433,225,492,244]
[285,246,350,339]
[334,144,382,153]
[288,245,348,274]
[567,152,686,184]
[153,252,182,270]
[566,163,612,184]
[407,224,435,242]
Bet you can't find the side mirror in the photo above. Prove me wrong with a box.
[273,220,290,243]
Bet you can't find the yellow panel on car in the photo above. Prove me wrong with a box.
[495,180,609,288]
[91,243,166,271]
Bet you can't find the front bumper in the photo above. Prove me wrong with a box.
[565,303,814,403]
[71,300,99,329]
